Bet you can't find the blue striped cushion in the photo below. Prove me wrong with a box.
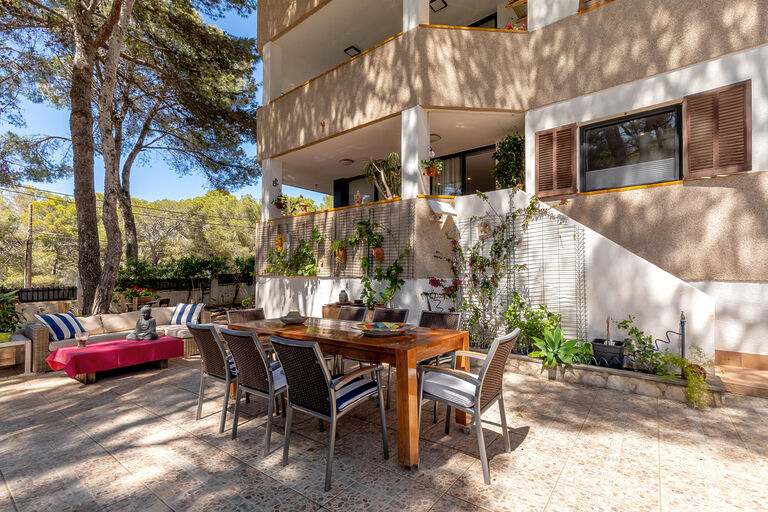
[34,312,85,342]
[170,303,205,325]
[226,354,237,375]
[336,378,378,412]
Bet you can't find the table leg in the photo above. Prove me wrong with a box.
[76,373,96,385]
[395,350,419,467]
[455,332,471,426]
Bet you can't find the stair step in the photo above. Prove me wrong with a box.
[717,365,768,398]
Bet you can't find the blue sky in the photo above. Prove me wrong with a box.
[3,7,326,204]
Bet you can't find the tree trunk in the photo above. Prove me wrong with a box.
[91,0,137,314]
[70,18,100,313]
[120,192,139,260]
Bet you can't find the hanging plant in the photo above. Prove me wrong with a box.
[420,158,443,178]
[272,193,285,210]
[356,220,384,262]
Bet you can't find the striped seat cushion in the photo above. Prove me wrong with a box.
[170,303,205,325]
[335,378,378,412]
[226,354,237,375]
[34,312,85,342]
[422,370,478,409]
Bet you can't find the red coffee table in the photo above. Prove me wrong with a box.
[46,336,184,384]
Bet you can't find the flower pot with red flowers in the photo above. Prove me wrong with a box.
[420,158,443,178]
[272,194,285,210]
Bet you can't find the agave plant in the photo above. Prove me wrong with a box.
[529,326,590,368]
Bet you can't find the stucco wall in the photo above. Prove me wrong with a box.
[550,173,768,282]
[257,0,768,160]
[256,0,329,51]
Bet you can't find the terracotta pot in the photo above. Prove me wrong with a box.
[425,165,439,177]
[274,202,283,210]
[137,296,154,304]
[298,202,308,213]
[372,246,384,263]
[335,248,347,264]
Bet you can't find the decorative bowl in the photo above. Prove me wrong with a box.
[354,322,416,337]
[280,316,308,325]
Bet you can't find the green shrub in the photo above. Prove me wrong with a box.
[505,293,561,353]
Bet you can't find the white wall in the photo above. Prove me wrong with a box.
[527,0,579,31]
[525,43,768,191]
[689,281,768,356]
[455,189,716,355]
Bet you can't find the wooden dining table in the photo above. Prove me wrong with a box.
[227,317,471,468]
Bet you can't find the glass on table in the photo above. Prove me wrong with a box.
[75,331,89,348]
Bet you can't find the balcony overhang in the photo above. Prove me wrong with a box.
[277,108,523,194]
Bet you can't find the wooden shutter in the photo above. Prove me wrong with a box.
[683,80,751,178]
[536,125,577,197]
[578,0,612,13]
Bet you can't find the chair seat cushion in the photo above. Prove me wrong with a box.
[336,378,378,412]
[272,366,287,390]
[226,354,237,375]
[158,325,191,339]
[422,370,478,409]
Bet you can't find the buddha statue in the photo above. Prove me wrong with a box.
[127,305,158,340]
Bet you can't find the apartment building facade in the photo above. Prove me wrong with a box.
[256,0,768,365]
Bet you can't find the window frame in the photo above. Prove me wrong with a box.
[430,144,496,196]
[469,13,497,29]
[579,104,683,193]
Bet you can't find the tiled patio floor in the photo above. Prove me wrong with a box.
[1,358,767,512]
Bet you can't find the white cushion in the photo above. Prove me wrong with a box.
[152,307,174,326]
[158,325,191,339]
[422,370,478,409]
[48,331,133,351]
[76,315,104,335]
[101,311,142,333]
[272,366,287,390]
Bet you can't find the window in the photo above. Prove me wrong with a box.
[469,13,497,29]
[536,125,577,197]
[580,107,680,192]
[333,175,377,207]
[683,80,751,178]
[430,146,496,196]
[578,0,614,13]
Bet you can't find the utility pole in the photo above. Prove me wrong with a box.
[24,203,32,287]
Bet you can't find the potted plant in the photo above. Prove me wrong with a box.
[660,346,714,409]
[123,286,157,305]
[331,236,356,264]
[420,158,443,178]
[529,326,591,380]
[0,290,22,343]
[272,194,285,210]
[356,220,385,263]
[590,317,625,368]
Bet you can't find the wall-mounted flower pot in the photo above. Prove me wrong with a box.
[424,165,439,177]
[684,364,707,381]
[0,332,10,343]
[590,339,625,368]
[372,246,384,263]
[274,202,283,210]
[335,248,347,264]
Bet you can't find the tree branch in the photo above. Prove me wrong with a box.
[93,0,125,49]
[20,0,72,27]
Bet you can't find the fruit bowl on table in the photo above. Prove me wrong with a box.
[354,322,417,337]
[280,316,307,325]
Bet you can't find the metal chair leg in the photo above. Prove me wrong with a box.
[231,387,242,440]
[264,391,274,456]
[220,379,231,433]
[318,418,325,432]
[385,365,392,410]
[475,411,490,484]
[196,373,205,420]
[376,370,389,460]
[282,405,293,466]
[498,396,511,452]
[417,375,424,440]
[433,401,438,424]
[324,419,337,491]
[445,405,452,435]
[245,392,250,404]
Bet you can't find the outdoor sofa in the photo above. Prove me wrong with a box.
[23,306,210,373]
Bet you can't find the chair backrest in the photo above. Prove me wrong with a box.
[270,336,332,417]
[371,308,408,323]
[158,297,170,307]
[220,328,271,393]
[227,308,266,324]
[418,310,462,330]
[337,306,367,322]
[188,323,231,380]
[477,328,520,409]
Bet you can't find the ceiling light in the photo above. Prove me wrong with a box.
[430,0,448,12]
[344,45,361,57]
[339,159,354,166]
[430,133,442,143]
[467,177,472,181]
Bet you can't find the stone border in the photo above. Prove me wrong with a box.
[506,354,726,407]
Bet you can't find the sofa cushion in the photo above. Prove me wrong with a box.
[152,307,174,326]
[158,324,191,339]
[101,311,142,333]
[34,312,85,342]
[49,331,133,351]
[77,315,105,335]
[170,303,205,325]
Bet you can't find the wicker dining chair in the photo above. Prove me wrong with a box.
[370,308,409,409]
[337,306,367,322]
[226,308,266,324]
[270,335,389,491]
[417,310,463,423]
[158,297,170,307]
[417,328,520,484]
[188,323,237,433]
[219,329,286,453]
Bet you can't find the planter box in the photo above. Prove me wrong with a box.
[591,338,625,368]
[506,354,726,407]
